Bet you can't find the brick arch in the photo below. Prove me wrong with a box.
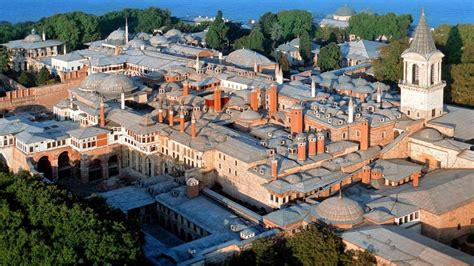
[37,156,53,180]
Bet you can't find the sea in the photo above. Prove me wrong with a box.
[0,0,473,27]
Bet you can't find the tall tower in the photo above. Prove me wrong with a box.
[399,9,445,121]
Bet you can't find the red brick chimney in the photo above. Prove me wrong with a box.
[158,109,164,123]
[360,120,370,151]
[361,166,371,184]
[214,88,222,112]
[183,81,189,97]
[99,98,105,127]
[267,84,278,114]
[191,115,197,138]
[412,172,420,187]
[297,140,307,161]
[290,104,304,134]
[168,109,174,127]
[317,133,325,154]
[249,89,259,111]
[308,134,317,156]
[271,157,278,180]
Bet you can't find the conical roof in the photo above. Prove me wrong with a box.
[403,9,438,59]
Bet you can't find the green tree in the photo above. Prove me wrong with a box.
[299,31,312,63]
[448,63,474,106]
[0,172,143,265]
[287,225,345,265]
[348,13,411,41]
[36,67,51,86]
[135,7,172,33]
[373,38,409,84]
[317,42,341,72]
[0,47,8,73]
[205,10,229,50]
[276,10,313,41]
[16,72,34,87]
[259,12,278,38]
[234,25,265,53]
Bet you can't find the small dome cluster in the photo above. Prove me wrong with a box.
[80,73,137,98]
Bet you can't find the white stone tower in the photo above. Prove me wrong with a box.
[399,9,445,121]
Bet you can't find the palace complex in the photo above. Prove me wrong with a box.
[0,9,473,265]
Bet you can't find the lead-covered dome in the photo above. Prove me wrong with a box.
[80,73,108,92]
[238,110,262,121]
[314,196,364,225]
[226,49,272,68]
[415,128,443,141]
[334,6,356,17]
[79,73,137,98]
[24,29,42,43]
[99,74,136,97]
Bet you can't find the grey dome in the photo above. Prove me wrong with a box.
[24,31,42,43]
[334,6,356,17]
[136,32,151,41]
[353,77,369,86]
[338,75,352,83]
[150,35,169,47]
[315,196,363,224]
[321,72,337,80]
[354,85,374,94]
[98,74,136,97]
[239,110,262,121]
[417,128,443,141]
[321,79,337,88]
[310,75,323,83]
[129,39,145,48]
[80,73,108,91]
[226,49,272,68]
[107,29,126,41]
[165,29,183,38]
[338,82,355,91]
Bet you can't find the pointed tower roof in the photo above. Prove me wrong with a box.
[403,9,439,59]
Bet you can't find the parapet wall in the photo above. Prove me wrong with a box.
[0,80,80,111]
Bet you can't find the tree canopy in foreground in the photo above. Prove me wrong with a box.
[0,172,143,265]
[230,224,376,266]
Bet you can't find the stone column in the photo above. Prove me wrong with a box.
[80,154,89,184]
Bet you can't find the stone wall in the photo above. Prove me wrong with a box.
[420,201,474,244]
[0,80,80,111]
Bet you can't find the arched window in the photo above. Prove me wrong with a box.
[430,64,435,85]
[412,64,419,85]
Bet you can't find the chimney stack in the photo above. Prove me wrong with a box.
[412,172,420,187]
[214,88,222,112]
[308,134,317,156]
[191,115,197,138]
[271,157,278,180]
[290,104,304,134]
[183,81,189,97]
[249,89,259,111]
[360,120,369,151]
[317,133,325,154]
[267,84,278,114]
[297,136,307,161]
[99,97,105,127]
[168,109,174,127]
[158,109,164,123]
[361,165,371,184]
[42,30,46,41]
[64,44,67,55]
[179,108,185,133]
[311,79,316,98]
[186,178,200,199]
